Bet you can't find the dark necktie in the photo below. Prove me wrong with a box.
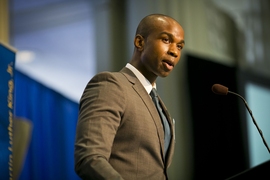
[150,88,171,157]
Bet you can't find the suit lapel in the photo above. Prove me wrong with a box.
[120,67,175,167]
[120,68,166,162]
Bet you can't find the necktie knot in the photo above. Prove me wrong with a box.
[150,88,158,98]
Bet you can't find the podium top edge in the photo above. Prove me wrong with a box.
[0,41,17,53]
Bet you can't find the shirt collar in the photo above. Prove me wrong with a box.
[125,63,156,94]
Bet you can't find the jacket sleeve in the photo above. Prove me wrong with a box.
[74,72,126,180]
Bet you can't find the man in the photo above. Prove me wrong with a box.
[74,14,185,180]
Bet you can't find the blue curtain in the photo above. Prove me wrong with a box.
[14,70,81,180]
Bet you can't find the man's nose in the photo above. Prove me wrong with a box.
[168,44,178,57]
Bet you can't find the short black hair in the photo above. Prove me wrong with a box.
[135,14,178,38]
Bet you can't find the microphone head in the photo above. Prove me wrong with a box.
[212,84,228,95]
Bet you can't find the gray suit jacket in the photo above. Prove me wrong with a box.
[74,67,175,180]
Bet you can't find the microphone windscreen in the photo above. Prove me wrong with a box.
[212,84,228,95]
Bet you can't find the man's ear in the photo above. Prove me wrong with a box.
[134,34,144,51]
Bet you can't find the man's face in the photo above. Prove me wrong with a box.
[140,17,185,80]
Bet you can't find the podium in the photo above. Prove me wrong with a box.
[227,160,270,179]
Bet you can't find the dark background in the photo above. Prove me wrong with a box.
[186,54,248,179]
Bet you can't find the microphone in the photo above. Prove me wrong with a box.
[212,84,228,95]
[212,84,270,154]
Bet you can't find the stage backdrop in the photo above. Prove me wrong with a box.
[0,42,16,180]
[14,70,80,180]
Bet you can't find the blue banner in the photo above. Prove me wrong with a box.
[0,42,16,180]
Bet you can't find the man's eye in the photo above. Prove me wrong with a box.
[163,38,169,43]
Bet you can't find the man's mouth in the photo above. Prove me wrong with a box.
[163,60,174,67]
[162,60,174,70]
